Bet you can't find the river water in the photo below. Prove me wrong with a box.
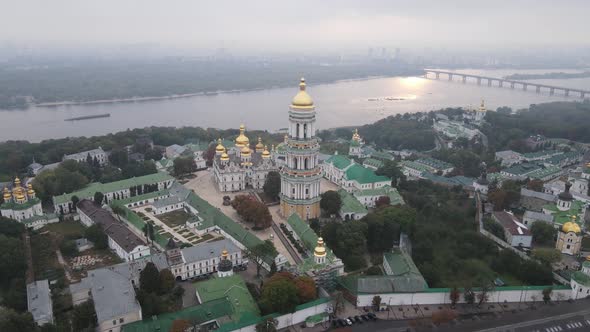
[1,68,589,142]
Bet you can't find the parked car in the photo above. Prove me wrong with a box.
[367,312,377,320]
[345,318,353,326]
[361,315,370,322]
[354,316,363,324]
[338,319,347,327]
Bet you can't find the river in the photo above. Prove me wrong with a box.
[1,68,589,143]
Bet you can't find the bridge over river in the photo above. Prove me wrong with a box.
[424,69,590,98]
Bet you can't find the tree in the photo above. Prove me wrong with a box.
[136,290,162,318]
[449,287,460,308]
[0,234,26,286]
[60,240,78,257]
[464,288,475,305]
[372,295,381,310]
[139,262,160,294]
[255,318,278,332]
[231,195,273,230]
[294,276,317,303]
[71,195,80,212]
[532,248,561,265]
[375,196,391,209]
[158,269,176,295]
[109,149,129,168]
[542,287,553,304]
[477,283,493,307]
[530,222,556,246]
[263,171,281,200]
[376,160,405,186]
[169,319,191,332]
[84,224,108,250]
[527,179,544,192]
[320,191,341,216]
[259,279,299,314]
[0,308,37,332]
[331,291,345,316]
[309,218,321,236]
[72,300,97,332]
[173,156,196,176]
[143,222,155,243]
[93,191,104,206]
[247,240,278,277]
[111,205,126,220]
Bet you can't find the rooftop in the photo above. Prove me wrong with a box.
[502,163,542,176]
[544,200,586,226]
[64,147,105,160]
[415,157,454,171]
[363,158,384,169]
[325,154,353,170]
[53,172,174,204]
[194,275,260,323]
[527,166,562,180]
[85,267,141,323]
[493,211,531,236]
[181,239,239,264]
[571,271,590,287]
[338,189,368,214]
[27,279,53,324]
[353,185,405,206]
[345,164,390,184]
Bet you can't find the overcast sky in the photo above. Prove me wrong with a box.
[1,0,588,52]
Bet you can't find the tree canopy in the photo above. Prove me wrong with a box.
[320,191,341,216]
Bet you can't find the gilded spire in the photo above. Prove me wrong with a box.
[235,124,250,148]
[314,237,327,257]
[262,145,271,158]
[352,129,361,141]
[291,78,314,108]
[255,137,264,152]
[215,138,226,153]
[3,187,11,201]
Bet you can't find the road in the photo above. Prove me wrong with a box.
[271,221,303,265]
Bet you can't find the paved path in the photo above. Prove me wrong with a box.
[271,221,303,265]
[135,206,192,244]
[55,249,74,282]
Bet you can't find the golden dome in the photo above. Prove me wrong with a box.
[27,184,35,196]
[241,145,251,156]
[220,152,229,161]
[478,99,486,112]
[14,177,21,186]
[255,137,264,152]
[562,221,581,234]
[291,78,314,109]
[15,192,26,202]
[221,249,228,258]
[352,129,361,141]
[235,124,250,148]
[215,138,226,153]
[262,145,271,158]
[3,187,11,201]
[314,237,327,257]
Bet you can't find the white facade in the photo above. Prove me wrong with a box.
[1,179,44,222]
[63,147,108,166]
[168,242,244,281]
[108,237,150,262]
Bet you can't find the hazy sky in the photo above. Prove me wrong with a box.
[1,0,589,52]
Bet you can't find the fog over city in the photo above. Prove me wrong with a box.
[1,0,589,53]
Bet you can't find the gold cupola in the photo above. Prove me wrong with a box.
[220,151,229,162]
[221,249,229,259]
[352,129,361,141]
[235,124,250,148]
[2,187,11,201]
[562,215,581,234]
[241,145,251,157]
[27,183,35,198]
[478,99,486,112]
[314,237,327,257]
[215,138,226,154]
[255,137,264,153]
[290,78,314,110]
[262,145,271,159]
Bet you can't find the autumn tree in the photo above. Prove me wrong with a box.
[375,196,391,209]
[527,179,544,192]
[449,287,460,308]
[169,319,191,332]
[231,195,273,229]
[294,276,317,303]
[542,287,553,304]
[372,295,381,310]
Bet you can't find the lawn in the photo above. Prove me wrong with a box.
[158,210,192,227]
[44,220,85,239]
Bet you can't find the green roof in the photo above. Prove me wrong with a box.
[415,157,453,171]
[363,158,384,169]
[287,213,319,252]
[502,163,541,176]
[1,197,41,210]
[544,200,585,226]
[121,298,232,332]
[194,275,260,323]
[353,185,404,206]
[325,154,353,170]
[370,151,394,161]
[571,271,590,287]
[338,189,368,214]
[53,172,174,204]
[110,190,169,206]
[184,192,274,265]
[400,160,430,173]
[528,166,562,180]
[345,164,389,184]
[523,150,560,159]
[185,142,211,152]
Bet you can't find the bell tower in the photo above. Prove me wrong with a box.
[280,78,321,220]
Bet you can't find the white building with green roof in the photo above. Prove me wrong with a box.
[352,185,405,208]
[571,259,590,299]
[52,172,174,214]
[322,154,390,192]
[338,189,368,220]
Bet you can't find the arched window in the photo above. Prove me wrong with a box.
[303,124,307,139]
[296,124,300,139]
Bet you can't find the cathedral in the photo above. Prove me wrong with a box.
[279,78,322,220]
[1,177,43,221]
[212,125,277,192]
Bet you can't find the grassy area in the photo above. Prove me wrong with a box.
[158,210,192,227]
[44,220,85,239]
[30,232,63,283]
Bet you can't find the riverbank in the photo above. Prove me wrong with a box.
[504,71,590,80]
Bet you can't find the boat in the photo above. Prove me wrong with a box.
[64,113,111,121]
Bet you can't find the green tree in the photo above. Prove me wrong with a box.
[60,240,78,257]
[139,262,160,294]
[532,248,561,265]
[259,279,299,314]
[84,224,108,250]
[255,318,278,332]
[109,148,129,168]
[372,295,381,310]
[530,222,556,246]
[0,234,26,286]
[542,287,553,304]
[247,240,278,277]
[72,300,97,332]
[93,191,104,206]
[320,190,341,216]
[0,308,37,332]
[464,288,475,305]
[263,171,281,200]
[173,156,196,176]
[158,269,176,295]
[376,160,405,186]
